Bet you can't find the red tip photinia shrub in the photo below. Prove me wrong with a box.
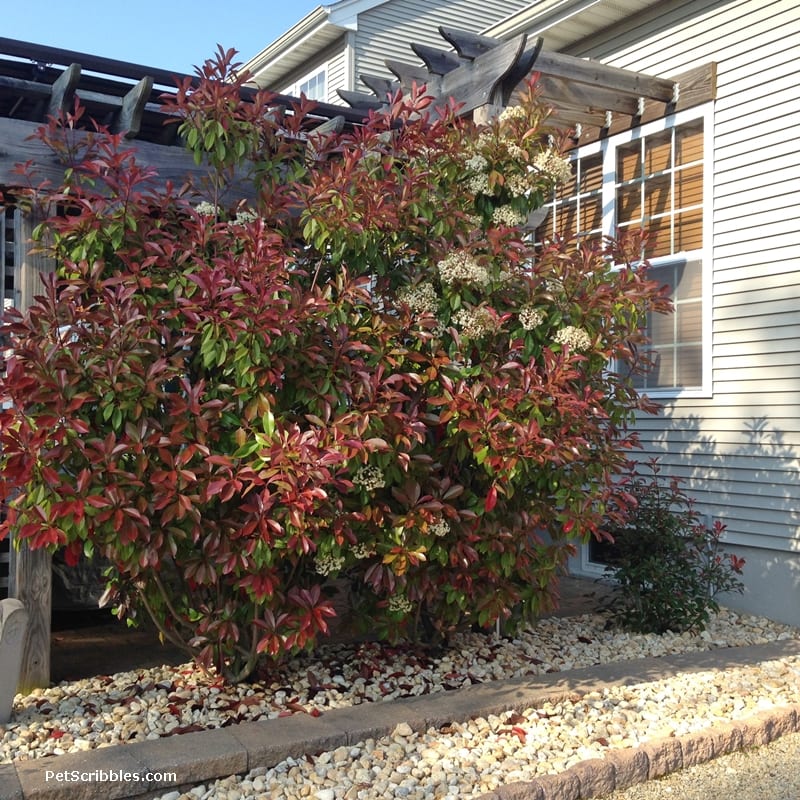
[0,49,670,681]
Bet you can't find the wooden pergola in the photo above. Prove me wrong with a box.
[0,32,714,689]
[336,27,714,141]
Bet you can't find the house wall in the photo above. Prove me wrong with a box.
[278,37,348,104]
[559,0,800,624]
[354,0,529,94]
[326,47,349,104]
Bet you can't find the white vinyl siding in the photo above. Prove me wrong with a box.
[326,50,348,103]
[566,0,800,556]
[355,0,529,94]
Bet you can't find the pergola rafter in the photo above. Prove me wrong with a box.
[0,37,379,190]
[341,26,715,140]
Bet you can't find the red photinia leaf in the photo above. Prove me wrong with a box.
[63,540,83,567]
[485,485,498,513]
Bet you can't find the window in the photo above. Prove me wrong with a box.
[538,106,712,397]
[2,204,20,311]
[284,67,327,102]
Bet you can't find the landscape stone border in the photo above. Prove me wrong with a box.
[4,638,800,800]
[0,600,29,726]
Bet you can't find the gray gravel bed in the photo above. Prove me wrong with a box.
[4,609,795,763]
[4,609,798,800]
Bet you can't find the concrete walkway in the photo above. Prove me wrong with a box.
[4,637,800,800]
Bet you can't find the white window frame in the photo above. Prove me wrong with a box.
[283,64,328,103]
[556,103,714,399]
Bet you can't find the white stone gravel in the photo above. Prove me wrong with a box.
[1,608,795,767]
[169,655,800,800]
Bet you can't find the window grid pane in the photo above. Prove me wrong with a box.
[548,153,603,241]
[538,116,705,393]
[634,259,703,390]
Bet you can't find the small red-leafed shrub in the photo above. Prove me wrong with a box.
[0,49,669,681]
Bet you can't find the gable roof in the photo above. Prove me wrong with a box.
[484,0,664,53]
[243,1,393,88]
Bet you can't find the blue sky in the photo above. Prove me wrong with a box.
[3,1,324,75]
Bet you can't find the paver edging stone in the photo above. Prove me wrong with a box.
[7,640,800,800]
[472,702,800,800]
[0,762,23,800]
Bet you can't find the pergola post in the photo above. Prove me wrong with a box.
[13,206,55,691]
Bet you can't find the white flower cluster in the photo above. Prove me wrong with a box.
[519,304,545,330]
[506,173,532,197]
[453,307,495,338]
[467,173,491,195]
[351,543,373,560]
[353,465,386,491]
[465,153,489,172]
[315,553,345,576]
[464,214,483,229]
[504,142,527,162]
[387,594,414,614]
[543,278,565,297]
[553,325,592,351]
[438,252,491,287]
[233,209,259,225]
[498,105,528,123]
[532,149,573,184]
[429,519,450,538]
[397,282,439,315]
[491,205,526,227]
[195,201,218,217]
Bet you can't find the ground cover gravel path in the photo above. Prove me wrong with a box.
[4,609,794,762]
[4,608,799,799]
[150,654,800,799]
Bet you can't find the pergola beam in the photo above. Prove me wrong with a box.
[531,48,676,102]
[537,74,642,116]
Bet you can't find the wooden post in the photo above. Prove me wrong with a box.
[11,550,47,693]
[12,206,55,691]
[472,103,504,125]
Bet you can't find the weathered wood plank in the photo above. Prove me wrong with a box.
[502,38,542,104]
[0,117,254,201]
[360,74,399,101]
[531,49,676,102]
[12,208,55,691]
[441,34,529,113]
[0,36,193,89]
[410,43,463,76]
[14,546,51,692]
[439,26,498,60]
[0,75,51,99]
[337,89,384,110]
[115,75,153,139]
[537,74,641,116]
[385,59,441,96]
[573,63,716,145]
[48,64,81,119]
[548,104,610,129]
